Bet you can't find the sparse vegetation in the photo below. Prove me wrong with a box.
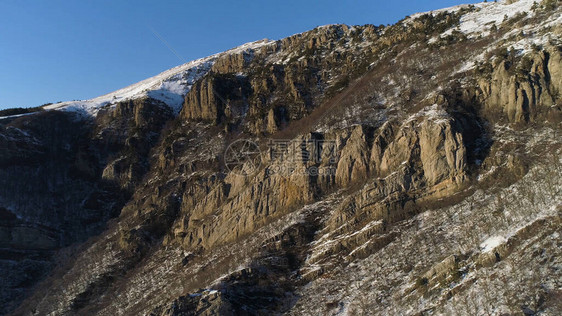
[542,0,560,11]
[0,104,46,117]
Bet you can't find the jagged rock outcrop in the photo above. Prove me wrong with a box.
[181,24,384,135]
[335,125,372,187]
[182,73,252,125]
[96,98,174,191]
[419,116,467,187]
[166,106,473,260]
[478,47,562,123]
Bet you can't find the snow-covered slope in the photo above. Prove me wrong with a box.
[412,0,561,41]
[451,0,561,47]
[411,0,562,73]
[455,0,537,35]
[43,57,215,116]
[411,0,538,35]
[42,39,274,117]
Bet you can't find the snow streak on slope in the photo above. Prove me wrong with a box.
[41,39,274,117]
[455,0,537,36]
[410,0,537,37]
[411,0,562,73]
[43,57,215,116]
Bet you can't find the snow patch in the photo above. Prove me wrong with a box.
[480,235,507,253]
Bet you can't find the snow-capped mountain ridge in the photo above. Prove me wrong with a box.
[13,0,550,119]
[43,39,274,117]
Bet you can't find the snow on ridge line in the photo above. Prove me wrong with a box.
[456,0,538,36]
[410,0,559,75]
[7,1,548,120]
[40,39,275,118]
[409,0,538,36]
[43,56,216,117]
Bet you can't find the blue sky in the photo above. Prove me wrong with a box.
[0,0,475,109]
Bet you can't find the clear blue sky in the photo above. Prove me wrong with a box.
[0,0,475,109]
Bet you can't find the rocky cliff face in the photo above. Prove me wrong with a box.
[1,1,561,315]
[478,47,562,123]
[182,24,382,134]
[0,98,174,314]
